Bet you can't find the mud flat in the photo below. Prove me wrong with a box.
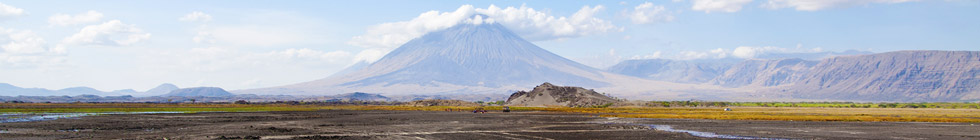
[1,110,978,140]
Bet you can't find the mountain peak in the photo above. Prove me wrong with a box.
[146,83,180,96]
[164,87,233,97]
[246,20,613,95]
[335,22,607,88]
[538,82,555,88]
[0,83,15,88]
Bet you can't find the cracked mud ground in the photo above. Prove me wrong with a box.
[1,110,978,140]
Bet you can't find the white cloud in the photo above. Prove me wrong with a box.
[732,46,786,58]
[710,48,728,58]
[177,47,351,72]
[731,46,829,58]
[692,0,754,13]
[676,48,729,60]
[0,2,25,18]
[127,46,355,89]
[347,5,476,49]
[205,25,311,46]
[761,0,919,11]
[353,48,387,63]
[192,31,215,44]
[182,12,216,44]
[179,11,212,22]
[348,4,620,62]
[629,2,674,24]
[62,20,151,46]
[48,10,104,26]
[0,28,67,68]
[678,51,709,60]
[630,51,663,59]
[186,11,331,46]
[1,29,47,54]
[268,48,352,63]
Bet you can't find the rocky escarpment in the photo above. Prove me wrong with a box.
[606,59,738,83]
[505,83,620,107]
[788,51,980,101]
[711,58,818,87]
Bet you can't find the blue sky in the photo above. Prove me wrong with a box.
[1,0,978,91]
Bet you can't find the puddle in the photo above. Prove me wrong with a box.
[596,118,789,140]
[0,112,186,123]
[644,124,789,140]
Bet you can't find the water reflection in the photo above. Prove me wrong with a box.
[0,112,185,123]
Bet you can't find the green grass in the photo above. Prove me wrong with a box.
[3,103,980,123]
[729,102,980,109]
[644,101,980,109]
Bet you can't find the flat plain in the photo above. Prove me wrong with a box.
[3,103,980,139]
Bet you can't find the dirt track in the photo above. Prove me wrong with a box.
[1,110,978,140]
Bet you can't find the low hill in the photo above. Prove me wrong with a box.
[505,83,620,107]
[163,87,234,97]
[145,83,179,96]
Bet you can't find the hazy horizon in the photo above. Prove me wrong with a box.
[2,0,979,92]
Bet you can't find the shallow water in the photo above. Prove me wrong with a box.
[0,112,185,123]
[597,117,788,140]
[645,124,789,140]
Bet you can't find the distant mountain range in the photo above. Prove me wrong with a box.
[0,83,181,97]
[607,51,980,102]
[606,59,740,83]
[710,58,818,87]
[787,51,980,101]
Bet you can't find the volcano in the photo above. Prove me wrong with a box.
[240,22,640,95]
[334,23,609,88]
[239,19,730,100]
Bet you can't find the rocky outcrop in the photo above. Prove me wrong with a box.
[711,58,817,87]
[406,99,480,107]
[505,83,620,107]
[787,51,980,101]
[163,87,234,97]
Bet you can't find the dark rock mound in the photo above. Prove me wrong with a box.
[505,82,620,107]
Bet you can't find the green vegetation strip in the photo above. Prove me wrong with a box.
[2,103,979,123]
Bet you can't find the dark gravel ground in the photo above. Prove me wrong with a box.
[1,110,977,140]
